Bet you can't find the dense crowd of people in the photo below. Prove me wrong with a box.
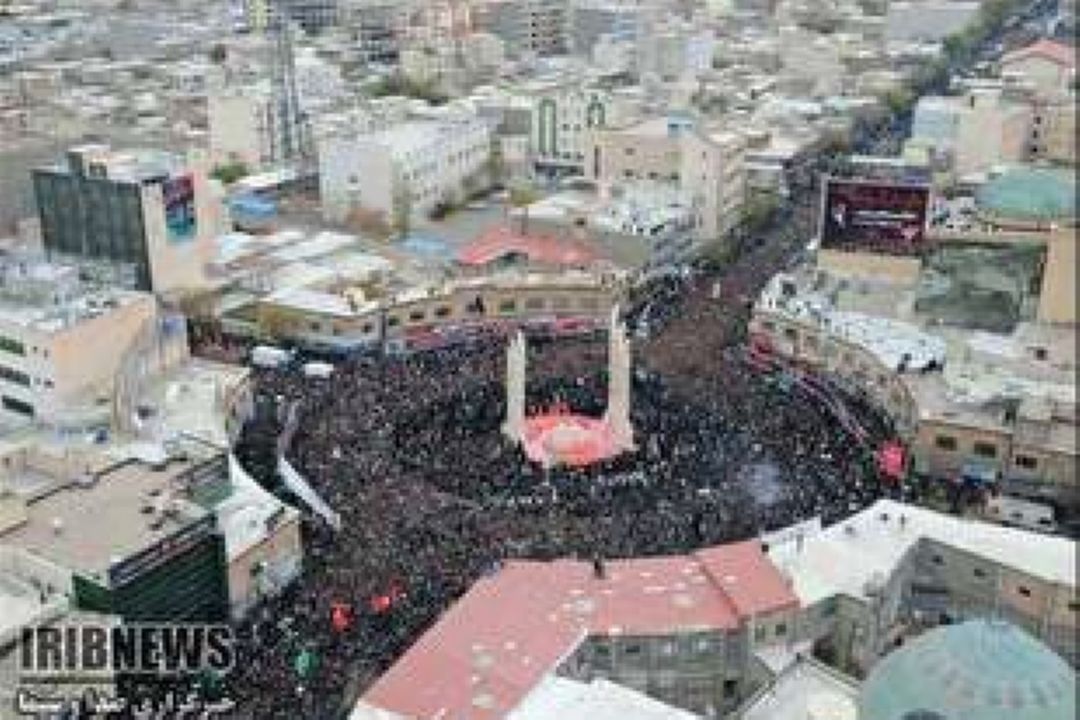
[223,224,900,719]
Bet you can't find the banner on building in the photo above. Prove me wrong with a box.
[163,173,197,242]
[820,178,930,255]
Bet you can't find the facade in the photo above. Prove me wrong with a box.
[883,0,980,42]
[909,89,1031,177]
[589,116,685,193]
[318,113,491,224]
[749,238,1078,512]
[474,0,570,57]
[1029,96,1077,164]
[570,1,642,58]
[0,455,231,622]
[32,145,218,293]
[1000,39,1077,99]
[242,0,338,33]
[208,87,277,169]
[251,268,622,354]
[0,263,169,426]
[680,129,748,242]
[354,540,797,719]
[769,499,1078,674]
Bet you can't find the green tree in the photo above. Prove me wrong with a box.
[211,161,250,186]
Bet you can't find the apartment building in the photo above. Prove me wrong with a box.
[0,262,176,427]
[318,111,491,224]
[473,0,570,57]
[32,145,219,293]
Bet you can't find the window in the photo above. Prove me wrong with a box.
[754,625,766,642]
[498,300,516,314]
[973,442,997,459]
[623,643,643,656]
[361,323,373,335]
[935,436,957,451]
[525,297,545,310]
[1015,455,1038,470]
[386,316,400,328]
[434,306,451,318]
[973,568,987,579]
[1068,601,1079,612]
[0,336,25,356]
[931,554,944,566]
[1,396,33,417]
[408,310,426,322]
[1018,586,1031,597]
[775,623,787,637]
[0,365,31,387]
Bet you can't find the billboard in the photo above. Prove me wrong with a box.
[163,173,197,242]
[820,178,930,255]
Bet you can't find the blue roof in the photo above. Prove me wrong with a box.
[859,620,1076,720]
[976,166,1076,221]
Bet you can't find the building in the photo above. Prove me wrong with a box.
[208,85,277,169]
[1029,95,1077,164]
[318,111,491,224]
[1000,39,1077,99]
[680,128,748,242]
[589,116,685,194]
[883,0,980,43]
[0,449,231,622]
[32,145,219,293]
[0,262,181,427]
[473,0,570,57]
[570,0,643,58]
[768,498,1078,672]
[353,540,798,719]
[909,88,1032,178]
[749,229,1078,512]
[242,0,339,34]
[858,619,1075,720]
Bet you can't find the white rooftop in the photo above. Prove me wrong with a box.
[740,658,859,720]
[509,676,702,720]
[769,499,1077,608]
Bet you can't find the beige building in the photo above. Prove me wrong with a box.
[208,87,276,170]
[0,263,168,426]
[1030,97,1077,165]
[1001,39,1077,99]
[681,129,748,241]
[589,116,686,193]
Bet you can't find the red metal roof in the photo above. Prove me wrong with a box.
[456,225,602,268]
[1003,39,1077,68]
[361,543,797,719]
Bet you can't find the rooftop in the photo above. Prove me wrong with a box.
[360,541,795,719]
[1002,38,1077,69]
[769,499,1077,607]
[456,226,605,268]
[0,457,212,581]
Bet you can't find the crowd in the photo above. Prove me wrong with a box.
[222,223,900,719]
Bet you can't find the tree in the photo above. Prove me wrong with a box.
[211,161,250,186]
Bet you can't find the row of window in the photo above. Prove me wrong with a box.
[1,395,33,417]
[926,553,1080,609]
[933,434,1039,469]
[0,365,30,387]
[0,336,24,356]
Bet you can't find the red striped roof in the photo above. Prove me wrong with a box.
[360,541,796,719]
[456,225,602,268]
[1003,39,1076,68]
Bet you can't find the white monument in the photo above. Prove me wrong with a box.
[502,331,527,442]
[603,306,635,451]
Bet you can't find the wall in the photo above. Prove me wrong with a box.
[1038,228,1077,325]
[226,512,303,620]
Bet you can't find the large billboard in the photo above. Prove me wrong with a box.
[820,178,930,255]
[163,173,197,242]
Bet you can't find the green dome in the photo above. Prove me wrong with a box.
[858,620,1076,720]
[976,166,1077,222]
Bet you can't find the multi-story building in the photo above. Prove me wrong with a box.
[208,85,277,169]
[1029,96,1077,165]
[0,262,172,426]
[353,540,797,719]
[242,0,338,34]
[570,0,643,58]
[588,115,748,243]
[1000,39,1077,99]
[31,145,219,293]
[909,88,1031,177]
[318,109,491,224]
[473,0,570,57]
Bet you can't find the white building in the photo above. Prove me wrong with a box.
[884,0,980,43]
[319,111,491,223]
[681,128,748,242]
[208,86,277,169]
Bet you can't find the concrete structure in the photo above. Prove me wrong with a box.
[208,85,277,169]
[884,0,980,43]
[769,498,1078,672]
[909,89,1032,177]
[1000,39,1077,99]
[1029,96,1077,164]
[750,236,1078,512]
[502,330,527,441]
[0,262,179,427]
[604,306,633,450]
[473,0,570,57]
[32,145,220,293]
[680,129,748,242]
[318,111,491,224]
[569,0,643,58]
[353,540,798,719]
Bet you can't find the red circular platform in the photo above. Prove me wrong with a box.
[521,408,621,467]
